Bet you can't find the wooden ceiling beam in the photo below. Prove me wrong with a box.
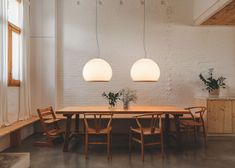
[202,0,235,25]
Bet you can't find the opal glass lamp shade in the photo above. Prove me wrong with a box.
[130,58,160,82]
[83,58,112,82]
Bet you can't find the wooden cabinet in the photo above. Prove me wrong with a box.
[207,99,235,134]
[233,101,235,133]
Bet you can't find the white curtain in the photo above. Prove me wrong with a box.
[18,0,31,120]
[0,0,9,127]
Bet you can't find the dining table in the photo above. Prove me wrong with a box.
[56,105,190,152]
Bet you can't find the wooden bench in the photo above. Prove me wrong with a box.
[0,116,39,147]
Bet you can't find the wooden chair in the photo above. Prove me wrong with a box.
[83,113,113,159]
[180,106,207,145]
[129,113,164,161]
[35,106,64,147]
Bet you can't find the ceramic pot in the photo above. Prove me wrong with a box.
[209,88,220,98]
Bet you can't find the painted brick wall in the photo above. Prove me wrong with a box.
[56,0,235,108]
[30,0,56,113]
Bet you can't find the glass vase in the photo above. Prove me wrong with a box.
[109,104,116,110]
[123,101,129,110]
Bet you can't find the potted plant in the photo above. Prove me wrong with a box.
[199,68,226,97]
[102,91,120,109]
[119,88,137,110]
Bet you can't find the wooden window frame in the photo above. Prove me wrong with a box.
[8,22,21,87]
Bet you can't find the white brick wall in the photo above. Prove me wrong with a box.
[50,0,235,108]
[30,0,56,113]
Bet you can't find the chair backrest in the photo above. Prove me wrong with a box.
[185,106,206,123]
[134,113,163,134]
[83,113,113,133]
[37,106,56,120]
[37,106,59,135]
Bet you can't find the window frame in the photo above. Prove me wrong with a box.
[8,22,21,87]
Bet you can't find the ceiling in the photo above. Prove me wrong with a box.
[202,1,235,25]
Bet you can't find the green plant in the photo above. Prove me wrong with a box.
[199,68,226,92]
[102,91,120,107]
[119,88,137,109]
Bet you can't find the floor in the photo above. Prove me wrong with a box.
[5,134,235,168]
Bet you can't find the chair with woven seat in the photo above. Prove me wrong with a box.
[83,113,113,159]
[35,106,64,147]
[180,106,207,145]
[129,113,164,161]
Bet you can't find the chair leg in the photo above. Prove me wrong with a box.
[202,125,207,146]
[107,134,111,159]
[186,127,190,145]
[193,126,197,144]
[85,133,88,159]
[110,132,112,158]
[60,134,64,141]
[161,133,164,156]
[141,134,144,161]
[129,130,132,153]
[46,136,54,146]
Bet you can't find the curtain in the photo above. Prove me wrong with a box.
[18,0,31,120]
[0,0,9,127]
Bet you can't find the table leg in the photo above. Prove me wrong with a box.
[75,114,80,134]
[63,114,73,152]
[164,114,170,147]
[174,115,182,150]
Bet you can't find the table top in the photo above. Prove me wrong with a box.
[56,106,189,115]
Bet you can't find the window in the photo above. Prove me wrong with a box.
[8,0,21,86]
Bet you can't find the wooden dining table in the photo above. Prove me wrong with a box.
[56,106,189,152]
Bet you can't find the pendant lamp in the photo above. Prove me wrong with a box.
[130,0,160,82]
[83,0,112,82]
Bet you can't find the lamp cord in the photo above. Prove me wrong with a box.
[96,0,147,59]
[96,0,100,58]
[143,0,147,58]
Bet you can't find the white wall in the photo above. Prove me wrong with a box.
[56,0,235,108]
[30,0,56,114]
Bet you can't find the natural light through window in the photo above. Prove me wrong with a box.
[7,0,21,86]
[12,31,20,80]
[8,0,21,27]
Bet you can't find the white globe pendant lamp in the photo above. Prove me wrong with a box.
[130,0,160,82]
[131,58,160,82]
[83,58,112,82]
[82,0,112,82]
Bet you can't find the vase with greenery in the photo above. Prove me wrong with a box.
[199,68,226,97]
[119,88,137,110]
[102,91,120,109]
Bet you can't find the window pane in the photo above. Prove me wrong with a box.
[8,0,20,27]
[12,31,20,80]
